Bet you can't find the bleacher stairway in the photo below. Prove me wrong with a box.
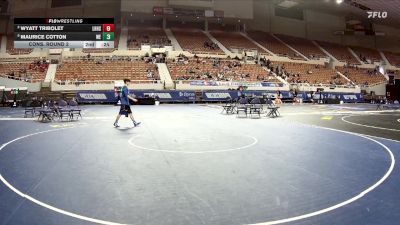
[271,34,308,60]
[379,51,390,66]
[312,40,338,62]
[0,36,6,54]
[203,31,232,55]
[119,27,128,50]
[241,33,275,55]
[348,47,363,64]
[336,71,354,84]
[164,29,183,51]
[44,64,58,83]
[156,63,174,89]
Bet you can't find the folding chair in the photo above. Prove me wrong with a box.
[24,101,35,118]
[37,102,55,122]
[221,97,235,114]
[266,99,280,118]
[249,98,262,118]
[37,109,54,122]
[57,100,72,121]
[68,100,82,120]
[236,98,249,118]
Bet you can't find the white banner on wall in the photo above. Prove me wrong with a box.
[169,0,214,8]
[205,10,214,17]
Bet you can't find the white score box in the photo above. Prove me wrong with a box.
[83,41,95,48]
[95,41,114,48]
[92,26,102,32]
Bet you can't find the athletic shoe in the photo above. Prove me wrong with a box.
[134,121,141,127]
[113,122,120,128]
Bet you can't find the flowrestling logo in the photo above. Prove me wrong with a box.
[367,11,388,19]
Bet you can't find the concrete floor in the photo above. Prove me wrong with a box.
[0,103,399,225]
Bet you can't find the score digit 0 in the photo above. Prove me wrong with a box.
[102,24,114,32]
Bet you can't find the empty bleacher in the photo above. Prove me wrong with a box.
[336,66,386,86]
[6,35,33,55]
[247,31,301,59]
[388,70,400,79]
[171,28,223,54]
[351,46,382,64]
[275,34,326,60]
[128,27,170,49]
[316,41,360,65]
[55,60,159,83]
[277,61,347,85]
[383,51,400,67]
[0,60,48,82]
[210,31,268,54]
[167,58,280,83]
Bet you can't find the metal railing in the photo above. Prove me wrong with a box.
[183,49,226,55]
[291,83,357,89]
[53,79,162,85]
[0,74,43,83]
[360,80,388,88]
[176,79,283,87]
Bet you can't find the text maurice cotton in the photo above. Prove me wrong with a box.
[19,34,67,40]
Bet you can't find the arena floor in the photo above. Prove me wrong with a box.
[0,103,399,225]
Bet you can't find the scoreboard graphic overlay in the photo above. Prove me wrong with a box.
[14,18,115,49]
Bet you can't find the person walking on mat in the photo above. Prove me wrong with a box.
[114,79,141,128]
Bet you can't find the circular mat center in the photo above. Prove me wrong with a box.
[128,132,257,153]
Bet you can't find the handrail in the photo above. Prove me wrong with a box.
[53,79,161,85]
[229,46,258,51]
[291,83,357,89]
[182,49,226,55]
[176,79,283,87]
[360,80,388,87]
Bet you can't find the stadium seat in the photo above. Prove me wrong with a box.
[55,60,159,83]
[128,27,170,49]
[351,46,382,64]
[172,28,223,54]
[275,34,327,60]
[383,51,400,67]
[275,61,348,85]
[247,31,301,59]
[167,58,281,84]
[6,35,33,55]
[210,30,269,54]
[0,60,48,82]
[336,66,387,86]
[316,41,361,65]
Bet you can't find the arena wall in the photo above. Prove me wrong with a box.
[305,10,344,44]
[363,83,387,96]
[213,0,253,19]
[271,16,306,38]
[121,0,168,13]
[251,0,271,32]
[249,1,400,53]
[10,0,120,18]
[0,77,41,92]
